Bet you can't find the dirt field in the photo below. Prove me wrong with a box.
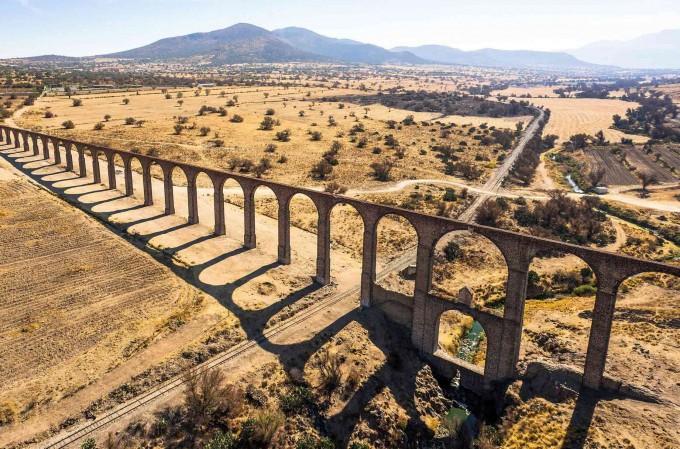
[0,166,221,435]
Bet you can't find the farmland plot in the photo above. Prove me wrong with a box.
[625,147,677,183]
[585,148,638,185]
[0,176,204,427]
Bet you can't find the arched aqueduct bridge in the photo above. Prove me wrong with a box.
[1,124,678,396]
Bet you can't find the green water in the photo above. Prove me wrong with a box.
[456,320,484,363]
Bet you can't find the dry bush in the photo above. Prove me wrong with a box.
[183,368,228,428]
[370,159,395,181]
[245,408,285,447]
[318,350,343,391]
[324,181,348,194]
[0,401,18,425]
[346,367,361,391]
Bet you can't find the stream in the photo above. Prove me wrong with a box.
[456,320,484,363]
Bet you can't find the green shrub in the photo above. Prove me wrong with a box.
[297,435,335,449]
[573,284,597,297]
[205,431,236,449]
[280,386,314,415]
[442,241,462,262]
[81,438,96,449]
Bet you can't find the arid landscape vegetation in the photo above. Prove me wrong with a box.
[1,5,679,449]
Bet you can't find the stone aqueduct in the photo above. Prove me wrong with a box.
[1,124,679,395]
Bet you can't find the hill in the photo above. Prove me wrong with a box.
[272,27,425,64]
[392,44,600,69]
[102,23,321,64]
[570,29,680,69]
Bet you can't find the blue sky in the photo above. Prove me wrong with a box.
[3,0,680,58]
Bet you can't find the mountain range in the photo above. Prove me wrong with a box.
[20,23,679,70]
[391,45,595,69]
[99,23,598,69]
[570,29,680,69]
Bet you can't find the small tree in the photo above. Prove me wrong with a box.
[184,368,228,429]
[442,241,462,261]
[103,114,111,122]
[260,116,276,130]
[637,170,658,194]
[253,158,272,178]
[310,131,322,141]
[200,126,211,137]
[122,98,130,105]
[44,110,54,118]
[62,120,75,129]
[124,117,136,125]
[311,159,333,179]
[173,124,183,135]
[72,99,82,107]
[587,167,606,189]
[93,122,105,131]
[275,129,291,142]
[230,114,244,123]
[476,199,502,227]
[370,159,394,181]
[265,108,275,116]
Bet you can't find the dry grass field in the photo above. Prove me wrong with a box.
[492,85,567,98]
[524,97,648,143]
[0,168,218,435]
[17,85,524,189]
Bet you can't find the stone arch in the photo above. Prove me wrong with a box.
[126,155,145,200]
[518,249,600,375]
[107,151,125,190]
[328,201,365,284]
[250,183,278,256]
[374,212,419,296]
[599,270,679,389]
[220,176,245,239]
[191,170,216,227]
[284,192,319,274]
[83,146,102,184]
[49,137,62,165]
[429,230,508,310]
[168,164,190,221]
[436,308,488,373]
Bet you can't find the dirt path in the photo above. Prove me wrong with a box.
[604,217,627,252]
[530,154,557,192]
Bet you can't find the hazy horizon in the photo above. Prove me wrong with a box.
[3,0,680,58]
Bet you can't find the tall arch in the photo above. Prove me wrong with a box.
[374,212,419,296]
[329,201,365,288]
[429,230,508,310]
[519,250,599,377]
[599,270,679,389]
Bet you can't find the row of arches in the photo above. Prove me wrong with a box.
[1,125,678,392]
